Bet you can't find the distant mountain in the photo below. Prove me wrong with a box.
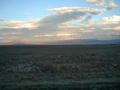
[1,39,120,45]
[12,43,25,45]
[47,39,120,45]
[6,41,25,45]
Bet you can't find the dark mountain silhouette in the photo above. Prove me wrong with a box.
[47,39,120,45]
[1,39,120,45]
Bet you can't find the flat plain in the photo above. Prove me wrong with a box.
[0,44,120,90]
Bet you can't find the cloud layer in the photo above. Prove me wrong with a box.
[86,0,118,10]
[0,0,119,44]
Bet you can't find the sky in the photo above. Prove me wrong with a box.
[0,0,120,45]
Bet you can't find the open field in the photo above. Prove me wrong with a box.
[0,44,120,90]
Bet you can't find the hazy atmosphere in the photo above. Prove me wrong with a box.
[0,0,120,45]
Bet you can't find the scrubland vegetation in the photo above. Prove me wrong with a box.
[0,44,120,89]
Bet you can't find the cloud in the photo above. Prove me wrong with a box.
[81,15,92,23]
[0,5,119,44]
[101,15,120,24]
[34,30,76,40]
[36,6,105,33]
[0,6,105,36]
[42,7,105,24]
[0,6,105,30]
[45,7,105,26]
[89,16,120,31]
[58,15,120,39]
[86,0,118,10]
[48,7,105,14]
[0,19,40,30]
[0,18,4,21]
[1,32,21,35]
[103,26,120,31]
[92,15,120,27]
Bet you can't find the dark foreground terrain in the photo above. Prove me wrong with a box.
[0,44,120,90]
